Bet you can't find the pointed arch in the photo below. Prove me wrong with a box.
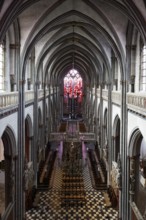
[112,115,120,162]
[113,114,120,137]
[1,126,17,157]
[129,128,143,157]
[25,114,33,137]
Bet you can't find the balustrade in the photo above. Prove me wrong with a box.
[0,89,45,109]
[0,92,18,108]
[127,93,146,110]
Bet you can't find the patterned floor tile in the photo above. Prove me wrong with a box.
[26,153,118,220]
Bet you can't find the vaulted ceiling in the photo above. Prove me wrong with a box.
[0,0,146,86]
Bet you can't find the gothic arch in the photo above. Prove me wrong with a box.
[128,128,144,217]
[1,126,16,220]
[25,114,33,138]
[129,128,143,157]
[112,115,120,162]
[25,115,33,162]
[1,125,17,157]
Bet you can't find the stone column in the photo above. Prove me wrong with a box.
[99,83,103,151]
[16,80,25,220]
[120,80,128,220]
[33,81,39,187]
[107,83,112,172]
[94,87,98,140]
[42,84,46,155]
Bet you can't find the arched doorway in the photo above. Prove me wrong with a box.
[113,115,120,162]
[25,115,34,211]
[128,128,144,219]
[25,115,33,162]
[1,126,16,220]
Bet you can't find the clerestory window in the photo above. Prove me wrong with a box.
[140,45,146,91]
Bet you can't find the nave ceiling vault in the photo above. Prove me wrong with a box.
[0,0,146,85]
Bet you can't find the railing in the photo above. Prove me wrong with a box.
[127,92,146,110]
[0,89,44,109]
[49,132,95,142]
[0,92,18,108]
[130,202,144,220]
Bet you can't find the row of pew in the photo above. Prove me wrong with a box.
[90,144,118,208]
[37,150,57,190]
[61,174,86,207]
[88,149,107,190]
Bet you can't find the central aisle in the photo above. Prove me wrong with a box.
[26,145,118,220]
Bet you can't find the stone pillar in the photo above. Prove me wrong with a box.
[16,80,25,220]
[120,80,128,220]
[99,83,103,150]
[33,81,39,187]
[94,87,98,140]
[42,85,46,153]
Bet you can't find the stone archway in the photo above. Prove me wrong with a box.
[128,128,144,219]
[1,126,16,220]
[25,115,34,211]
[112,115,120,162]
[25,115,33,162]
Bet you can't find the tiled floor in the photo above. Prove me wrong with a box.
[26,155,118,220]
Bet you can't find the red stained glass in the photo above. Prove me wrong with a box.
[64,69,82,102]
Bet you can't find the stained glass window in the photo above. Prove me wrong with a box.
[64,69,82,102]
